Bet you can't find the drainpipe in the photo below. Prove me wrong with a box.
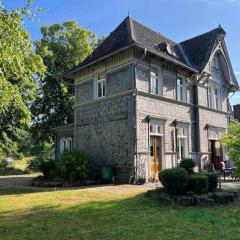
[146,115,150,180]
[173,120,178,167]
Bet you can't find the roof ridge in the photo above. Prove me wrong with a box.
[130,17,176,45]
[128,17,136,42]
[180,26,224,45]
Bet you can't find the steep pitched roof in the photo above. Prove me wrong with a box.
[66,17,197,76]
[66,17,237,90]
[178,27,226,71]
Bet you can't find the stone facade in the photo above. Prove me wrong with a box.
[55,42,234,180]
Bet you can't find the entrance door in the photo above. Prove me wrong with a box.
[209,140,223,170]
[150,136,162,180]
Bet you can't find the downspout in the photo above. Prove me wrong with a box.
[173,120,178,166]
[194,76,202,170]
[146,115,150,180]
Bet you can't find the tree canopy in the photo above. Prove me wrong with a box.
[221,120,240,175]
[31,21,97,144]
[0,2,45,157]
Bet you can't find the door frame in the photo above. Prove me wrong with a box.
[149,135,164,180]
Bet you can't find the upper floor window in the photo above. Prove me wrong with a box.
[97,72,106,98]
[176,78,184,101]
[208,87,213,108]
[211,56,219,80]
[150,68,158,94]
[214,88,220,110]
[208,85,221,110]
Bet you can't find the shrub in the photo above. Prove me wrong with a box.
[179,158,196,174]
[58,149,92,183]
[27,157,42,172]
[159,167,189,195]
[205,173,218,192]
[39,159,57,180]
[188,174,209,194]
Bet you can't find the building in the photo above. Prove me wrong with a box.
[54,17,239,181]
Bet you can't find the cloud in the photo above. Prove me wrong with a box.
[234,71,240,75]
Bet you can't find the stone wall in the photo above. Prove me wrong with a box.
[74,94,135,172]
[107,65,133,95]
[74,64,135,175]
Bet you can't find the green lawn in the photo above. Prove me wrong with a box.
[0,187,240,240]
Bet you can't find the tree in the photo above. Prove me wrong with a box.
[0,1,45,157]
[221,120,240,175]
[31,21,97,144]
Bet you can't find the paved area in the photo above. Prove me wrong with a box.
[0,174,240,195]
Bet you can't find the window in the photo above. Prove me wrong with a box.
[211,56,219,80]
[60,138,72,153]
[208,86,221,110]
[177,127,188,162]
[150,123,163,135]
[150,69,158,94]
[208,87,213,108]
[214,88,220,110]
[176,78,184,101]
[97,72,106,98]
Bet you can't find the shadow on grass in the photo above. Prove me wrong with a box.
[0,191,240,240]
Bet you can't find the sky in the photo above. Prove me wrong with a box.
[4,0,240,105]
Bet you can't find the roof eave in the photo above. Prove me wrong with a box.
[64,43,135,79]
[134,43,198,73]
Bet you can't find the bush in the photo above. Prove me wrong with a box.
[205,173,218,192]
[179,158,196,174]
[188,175,209,194]
[58,149,92,183]
[39,159,57,180]
[27,157,42,172]
[159,167,189,195]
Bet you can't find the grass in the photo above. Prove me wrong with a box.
[0,187,240,240]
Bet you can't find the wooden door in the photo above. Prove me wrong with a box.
[150,136,162,180]
[209,140,223,170]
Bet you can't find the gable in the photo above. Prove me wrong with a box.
[203,40,239,91]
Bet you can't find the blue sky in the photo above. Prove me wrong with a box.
[5,0,240,105]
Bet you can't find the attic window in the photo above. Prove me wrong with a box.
[211,56,219,79]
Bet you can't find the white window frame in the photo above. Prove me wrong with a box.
[96,72,106,98]
[60,138,72,153]
[207,84,221,110]
[177,126,189,162]
[211,56,220,80]
[176,76,186,102]
[149,119,165,136]
[150,65,162,95]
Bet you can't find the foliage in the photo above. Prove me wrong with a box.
[27,142,54,172]
[58,149,92,182]
[221,120,240,175]
[39,159,57,179]
[0,1,45,157]
[179,158,196,174]
[187,174,209,194]
[159,167,189,195]
[0,158,28,175]
[205,173,218,192]
[31,21,97,144]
